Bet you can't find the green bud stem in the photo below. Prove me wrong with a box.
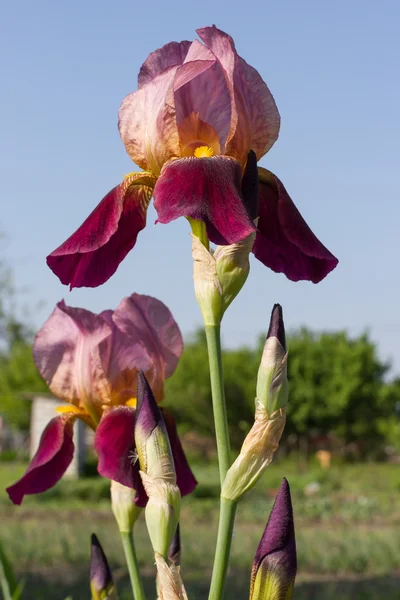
[205,325,231,482]
[205,325,236,600]
[120,531,145,600]
[208,498,237,600]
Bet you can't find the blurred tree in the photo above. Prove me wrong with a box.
[0,246,47,431]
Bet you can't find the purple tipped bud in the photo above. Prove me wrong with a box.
[168,523,181,566]
[267,304,286,351]
[136,370,162,438]
[241,150,259,221]
[90,534,115,599]
[250,478,297,599]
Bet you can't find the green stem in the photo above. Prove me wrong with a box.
[208,498,237,600]
[120,531,146,600]
[205,325,231,483]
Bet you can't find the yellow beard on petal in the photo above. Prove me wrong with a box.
[55,405,86,415]
[194,146,214,158]
[125,397,137,407]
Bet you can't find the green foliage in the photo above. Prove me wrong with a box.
[0,340,48,431]
[0,537,24,600]
[165,328,400,454]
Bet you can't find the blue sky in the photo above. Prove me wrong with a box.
[1,1,399,373]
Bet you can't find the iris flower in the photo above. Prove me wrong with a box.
[7,293,197,505]
[47,25,337,289]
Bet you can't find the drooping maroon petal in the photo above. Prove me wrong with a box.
[6,415,75,505]
[153,156,256,245]
[163,409,198,498]
[138,40,191,88]
[94,406,147,506]
[47,174,154,289]
[253,169,338,283]
[250,478,297,597]
[112,293,183,402]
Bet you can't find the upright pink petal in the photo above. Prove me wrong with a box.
[174,41,231,152]
[153,156,256,245]
[112,294,183,401]
[100,310,153,406]
[95,407,147,506]
[235,57,280,160]
[138,40,191,88]
[7,415,75,505]
[197,26,280,163]
[253,168,338,283]
[47,174,154,289]
[119,70,180,174]
[33,302,111,411]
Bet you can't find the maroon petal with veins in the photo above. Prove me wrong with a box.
[163,409,198,497]
[253,169,338,283]
[153,156,256,245]
[95,406,147,507]
[6,415,75,505]
[47,174,154,289]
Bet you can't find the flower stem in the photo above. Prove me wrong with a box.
[208,498,237,600]
[120,531,146,600]
[205,324,231,483]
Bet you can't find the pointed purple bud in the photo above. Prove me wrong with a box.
[136,370,163,438]
[168,523,181,566]
[241,150,259,221]
[250,478,297,599]
[267,303,286,351]
[90,533,115,599]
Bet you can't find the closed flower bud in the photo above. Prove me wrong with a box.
[250,479,297,600]
[191,233,222,326]
[135,372,181,558]
[214,232,255,315]
[221,305,287,502]
[90,534,117,600]
[110,481,142,533]
[256,304,288,414]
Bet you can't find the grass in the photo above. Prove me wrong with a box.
[1,459,399,599]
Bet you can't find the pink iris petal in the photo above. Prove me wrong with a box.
[163,410,198,497]
[174,41,231,151]
[6,415,75,505]
[253,169,338,283]
[119,69,180,174]
[112,294,183,402]
[100,309,153,405]
[33,301,112,409]
[47,178,153,289]
[153,156,256,245]
[95,407,147,506]
[197,26,280,163]
[138,40,191,88]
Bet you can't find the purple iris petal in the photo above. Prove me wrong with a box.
[47,178,153,289]
[94,406,147,507]
[153,156,256,245]
[7,415,75,505]
[253,169,338,283]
